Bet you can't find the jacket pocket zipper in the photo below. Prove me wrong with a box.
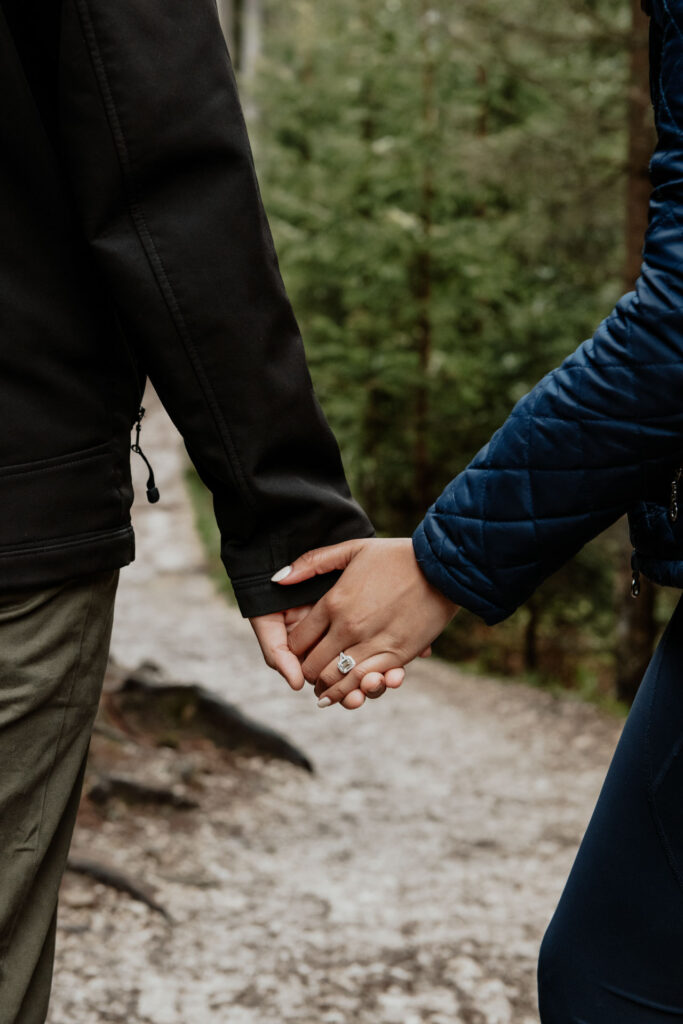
[131,406,160,504]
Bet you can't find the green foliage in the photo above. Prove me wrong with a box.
[245,0,637,687]
[256,0,627,515]
[185,467,237,605]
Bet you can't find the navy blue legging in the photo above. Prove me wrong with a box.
[538,596,683,1021]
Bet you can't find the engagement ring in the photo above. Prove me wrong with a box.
[337,651,356,674]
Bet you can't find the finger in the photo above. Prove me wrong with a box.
[272,646,308,691]
[381,666,405,690]
[284,604,313,632]
[341,690,366,710]
[341,667,403,703]
[367,684,387,701]
[359,671,386,698]
[287,600,332,660]
[316,652,399,708]
[419,646,432,658]
[312,638,386,695]
[271,539,366,586]
[251,615,305,691]
[300,627,349,682]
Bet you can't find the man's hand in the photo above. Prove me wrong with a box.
[271,538,458,707]
[249,603,408,708]
[250,606,311,692]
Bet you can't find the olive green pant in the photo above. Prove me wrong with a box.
[0,570,119,1024]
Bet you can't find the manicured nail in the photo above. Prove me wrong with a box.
[271,565,292,583]
[317,697,332,709]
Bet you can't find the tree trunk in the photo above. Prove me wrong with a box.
[524,600,539,673]
[240,0,264,120]
[240,0,263,80]
[216,0,236,57]
[614,0,657,705]
[624,0,654,292]
[413,0,436,518]
[476,64,488,139]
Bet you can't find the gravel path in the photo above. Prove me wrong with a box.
[47,393,623,1024]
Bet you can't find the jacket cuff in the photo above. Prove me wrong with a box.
[231,570,344,618]
[412,520,511,626]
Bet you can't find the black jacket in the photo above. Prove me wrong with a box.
[0,0,373,615]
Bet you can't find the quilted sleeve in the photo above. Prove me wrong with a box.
[413,0,683,624]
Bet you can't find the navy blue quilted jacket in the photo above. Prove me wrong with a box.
[412,0,683,625]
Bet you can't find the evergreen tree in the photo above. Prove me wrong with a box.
[248,0,647,691]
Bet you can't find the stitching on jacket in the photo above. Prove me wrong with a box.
[656,13,680,132]
[418,522,508,616]
[0,524,132,558]
[629,314,649,513]
[452,461,680,475]
[72,0,276,569]
[662,0,683,42]
[433,504,621,525]
[0,442,110,480]
[528,377,542,552]
[480,419,494,573]
[234,575,332,591]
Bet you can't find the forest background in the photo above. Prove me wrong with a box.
[205,0,664,706]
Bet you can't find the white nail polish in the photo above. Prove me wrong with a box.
[271,565,292,583]
[317,697,332,709]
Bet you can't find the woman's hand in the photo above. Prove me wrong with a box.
[271,538,458,707]
[249,602,407,708]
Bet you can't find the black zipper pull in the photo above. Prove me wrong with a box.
[631,551,641,599]
[669,466,682,524]
[131,406,160,504]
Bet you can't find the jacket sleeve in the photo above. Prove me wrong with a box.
[56,0,374,617]
[413,0,683,624]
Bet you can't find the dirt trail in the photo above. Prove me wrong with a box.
[47,393,622,1024]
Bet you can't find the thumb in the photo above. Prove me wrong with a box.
[271,538,368,585]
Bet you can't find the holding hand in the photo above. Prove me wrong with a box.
[272,538,458,708]
[250,603,407,708]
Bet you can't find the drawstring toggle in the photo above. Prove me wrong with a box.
[131,406,160,504]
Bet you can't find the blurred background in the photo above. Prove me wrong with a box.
[211,0,664,708]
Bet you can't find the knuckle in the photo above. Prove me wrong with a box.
[301,660,314,681]
[319,671,337,691]
[350,665,366,687]
[337,614,360,640]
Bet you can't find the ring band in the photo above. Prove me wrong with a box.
[337,651,356,675]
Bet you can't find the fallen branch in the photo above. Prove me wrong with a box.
[66,857,172,922]
[106,669,314,773]
[87,773,199,810]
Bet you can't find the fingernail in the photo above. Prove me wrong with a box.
[317,697,332,709]
[271,565,292,583]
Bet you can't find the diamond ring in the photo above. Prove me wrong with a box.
[336,651,356,675]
